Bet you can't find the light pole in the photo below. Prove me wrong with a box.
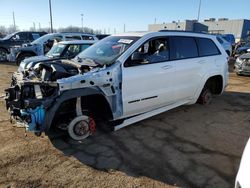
[197,0,202,22]
[49,0,53,33]
[81,14,84,32]
[12,11,16,31]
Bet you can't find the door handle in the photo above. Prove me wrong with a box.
[197,60,206,64]
[162,65,173,70]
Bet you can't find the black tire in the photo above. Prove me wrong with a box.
[0,48,8,62]
[16,53,33,65]
[236,72,242,76]
[35,132,42,137]
[197,88,212,105]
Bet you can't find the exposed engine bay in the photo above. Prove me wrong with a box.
[22,59,99,81]
[5,58,121,140]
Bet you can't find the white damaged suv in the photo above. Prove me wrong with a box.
[5,31,229,140]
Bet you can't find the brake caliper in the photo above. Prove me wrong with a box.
[89,117,96,134]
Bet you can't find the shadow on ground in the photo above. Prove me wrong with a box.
[49,91,250,188]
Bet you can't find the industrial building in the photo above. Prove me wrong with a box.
[148,19,250,40]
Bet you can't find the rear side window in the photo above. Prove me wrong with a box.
[31,33,41,40]
[65,35,81,40]
[196,38,220,56]
[82,35,94,40]
[170,37,198,60]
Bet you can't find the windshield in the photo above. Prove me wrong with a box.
[46,43,66,57]
[2,33,16,40]
[31,34,53,45]
[76,36,139,65]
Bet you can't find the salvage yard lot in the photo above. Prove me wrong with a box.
[0,61,249,188]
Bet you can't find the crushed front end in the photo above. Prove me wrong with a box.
[5,71,58,134]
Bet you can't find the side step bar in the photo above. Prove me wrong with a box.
[114,100,189,131]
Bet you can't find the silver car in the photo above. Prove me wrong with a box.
[234,52,250,75]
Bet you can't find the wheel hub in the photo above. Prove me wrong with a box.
[73,120,89,136]
[68,115,96,141]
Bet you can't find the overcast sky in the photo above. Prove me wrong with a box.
[1,0,250,33]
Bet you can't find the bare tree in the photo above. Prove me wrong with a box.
[57,25,101,34]
[0,24,101,36]
[7,25,18,34]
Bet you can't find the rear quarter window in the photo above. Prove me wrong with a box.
[31,33,41,40]
[82,36,94,40]
[196,38,220,56]
[65,35,82,40]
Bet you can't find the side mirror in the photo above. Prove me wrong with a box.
[131,52,145,61]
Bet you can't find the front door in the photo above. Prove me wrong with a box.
[121,37,176,117]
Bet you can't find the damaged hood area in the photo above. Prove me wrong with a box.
[21,58,101,82]
[18,55,50,72]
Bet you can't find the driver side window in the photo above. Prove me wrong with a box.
[65,45,81,57]
[124,37,169,67]
[12,33,27,41]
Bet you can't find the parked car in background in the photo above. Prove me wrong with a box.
[18,40,96,72]
[221,34,235,46]
[0,31,47,61]
[8,32,98,65]
[234,50,250,75]
[234,42,250,57]
[96,34,110,40]
[216,35,232,56]
[5,31,228,140]
[235,138,250,188]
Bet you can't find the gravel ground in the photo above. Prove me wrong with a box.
[0,61,249,188]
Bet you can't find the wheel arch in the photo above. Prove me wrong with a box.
[43,87,114,133]
[0,47,8,52]
[193,73,225,103]
[203,75,223,95]
[16,50,37,59]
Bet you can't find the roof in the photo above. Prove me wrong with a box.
[58,40,96,45]
[112,31,215,39]
[58,32,96,36]
[112,31,151,37]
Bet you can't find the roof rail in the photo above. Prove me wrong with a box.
[59,32,95,35]
[158,30,208,34]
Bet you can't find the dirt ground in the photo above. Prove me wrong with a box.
[0,61,249,188]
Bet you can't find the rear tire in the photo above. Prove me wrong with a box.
[0,48,8,62]
[198,88,212,105]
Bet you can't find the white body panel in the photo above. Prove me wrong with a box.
[122,61,176,117]
[235,138,250,188]
[115,31,228,125]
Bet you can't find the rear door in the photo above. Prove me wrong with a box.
[169,36,202,101]
[169,36,222,102]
